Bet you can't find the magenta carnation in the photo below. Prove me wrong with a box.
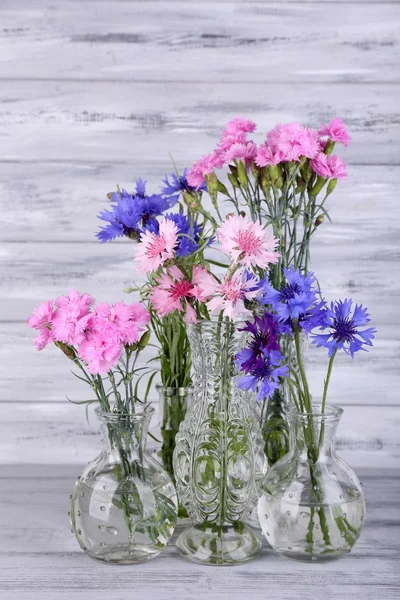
[255,144,284,167]
[78,318,123,374]
[267,123,319,161]
[327,155,347,180]
[319,118,351,147]
[222,142,257,166]
[311,152,331,178]
[222,117,256,137]
[52,290,94,346]
[95,301,150,345]
[27,300,56,350]
[186,153,223,190]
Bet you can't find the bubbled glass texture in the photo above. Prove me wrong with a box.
[69,407,178,564]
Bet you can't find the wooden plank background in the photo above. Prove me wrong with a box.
[0,0,399,467]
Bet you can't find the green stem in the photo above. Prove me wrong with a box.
[318,348,338,448]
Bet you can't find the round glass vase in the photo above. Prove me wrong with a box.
[173,319,267,566]
[156,384,193,480]
[69,406,178,564]
[258,405,366,562]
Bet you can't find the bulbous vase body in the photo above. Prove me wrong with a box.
[258,405,365,562]
[173,319,267,565]
[70,407,178,564]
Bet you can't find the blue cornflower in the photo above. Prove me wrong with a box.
[312,299,376,358]
[96,179,177,243]
[260,267,325,333]
[161,169,206,196]
[164,212,202,257]
[236,349,288,401]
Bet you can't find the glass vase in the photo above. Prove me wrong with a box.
[258,405,366,562]
[156,384,193,481]
[69,406,178,564]
[173,319,267,565]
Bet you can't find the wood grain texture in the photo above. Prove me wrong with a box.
[0,466,398,599]
[0,0,399,468]
[0,1,399,83]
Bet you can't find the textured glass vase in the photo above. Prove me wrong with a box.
[173,319,267,565]
[156,384,193,480]
[258,405,366,562]
[69,406,178,564]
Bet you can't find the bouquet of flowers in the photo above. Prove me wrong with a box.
[96,115,350,469]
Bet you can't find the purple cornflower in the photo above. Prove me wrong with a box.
[161,169,206,196]
[260,267,325,333]
[236,348,288,401]
[312,299,376,358]
[235,312,287,400]
[96,179,177,243]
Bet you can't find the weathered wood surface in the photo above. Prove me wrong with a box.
[0,466,398,600]
[0,0,399,468]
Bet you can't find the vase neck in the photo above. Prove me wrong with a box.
[96,408,153,462]
[188,319,249,411]
[290,405,343,463]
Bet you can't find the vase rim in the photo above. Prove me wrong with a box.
[94,405,155,422]
[155,383,194,394]
[292,404,344,420]
[188,317,247,329]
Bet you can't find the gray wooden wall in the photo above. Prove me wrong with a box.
[0,0,399,468]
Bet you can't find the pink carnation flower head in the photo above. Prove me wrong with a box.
[311,152,331,178]
[255,144,284,167]
[222,117,256,137]
[217,215,280,270]
[150,266,199,324]
[267,123,319,161]
[186,153,223,190]
[222,142,257,166]
[134,218,178,274]
[78,318,123,375]
[95,301,150,345]
[197,270,262,320]
[216,131,247,153]
[327,155,347,180]
[28,300,56,350]
[52,290,94,346]
[319,118,351,147]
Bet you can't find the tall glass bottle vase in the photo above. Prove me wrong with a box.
[173,319,267,565]
[258,405,366,562]
[69,406,178,564]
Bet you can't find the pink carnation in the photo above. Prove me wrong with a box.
[221,117,256,137]
[216,131,248,153]
[267,123,319,161]
[52,290,94,346]
[327,155,347,180]
[255,144,284,167]
[311,152,331,178]
[186,153,223,190]
[319,118,351,147]
[195,269,262,319]
[134,218,178,274]
[217,215,280,270]
[222,142,257,166]
[78,318,123,374]
[149,265,206,324]
[95,301,150,345]
[28,300,56,350]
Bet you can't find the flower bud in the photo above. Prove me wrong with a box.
[227,172,239,188]
[324,140,336,156]
[315,214,324,227]
[205,172,218,203]
[250,161,260,181]
[327,178,338,195]
[310,176,327,197]
[55,341,76,361]
[237,160,249,190]
[268,165,283,188]
[137,329,151,350]
[300,161,313,183]
[217,180,230,196]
